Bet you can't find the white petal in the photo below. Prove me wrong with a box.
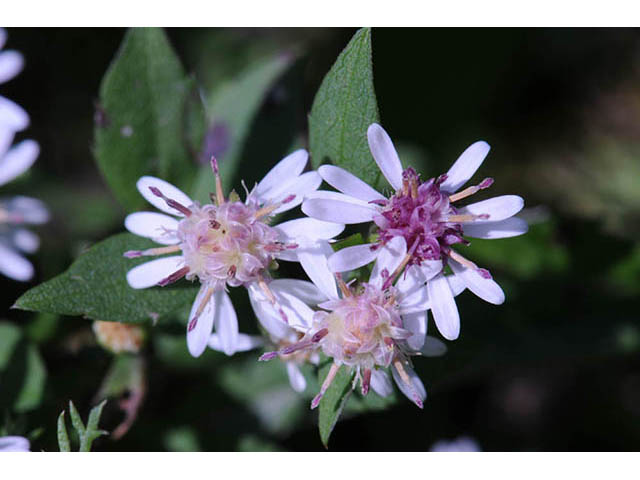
[367,123,403,191]
[124,212,180,245]
[298,241,339,300]
[286,363,307,393]
[275,217,344,242]
[0,436,30,452]
[269,278,328,305]
[391,362,426,405]
[399,271,463,315]
[421,336,447,357]
[305,190,377,206]
[460,195,524,223]
[209,332,262,353]
[403,311,427,350]
[0,140,39,186]
[5,196,49,224]
[273,288,317,330]
[136,176,193,217]
[0,50,24,84]
[187,284,216,357]
[463,216,529,239]
[448,274,466,297]
[0,95,29,131]
[0,243,33,281]
[302,197,376,224]
[0,128,15,157]
[318,164,385,202]
[248,285,293,340]
[254,149,308,201]
[125,256,184,289]
[370,236,407,287]
[428,273,460,340]
[449,259,505,305]
[440,141,490,193]
[370,369,393,397]
[214,290,239,356]
[11,228,39,253]
[269,171,322,214]
[419,260,444,282]
[327,243,379,273]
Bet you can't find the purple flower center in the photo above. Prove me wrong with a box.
[374,168,467,266]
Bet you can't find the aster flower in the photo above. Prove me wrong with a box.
[123,150,344,357]
[0,436,30,452]
[0,28,48,282]
[258,236,456,409]
[302,123,528,340]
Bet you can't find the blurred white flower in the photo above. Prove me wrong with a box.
[430,436,481,452]
[302,123,528,340]
[124,152,343,358]
[0,28,48,282]
[257,237,452,409]
[0,435,30,452]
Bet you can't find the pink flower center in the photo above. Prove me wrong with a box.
[374,168,467,265]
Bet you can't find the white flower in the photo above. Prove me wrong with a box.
[302,123,528,340]
[0,28,48,282]
[257,236,457,409]
[124,150,343,358]
[0,435,30,452]
[430,436,481,452]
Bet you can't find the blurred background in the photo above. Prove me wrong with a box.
[1,27,640,451]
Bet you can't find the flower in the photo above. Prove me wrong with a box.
[257,236,454,409]
[430,436,481,452]
[0,436,30,452]
[0,28,48,282]
[302,123,528,340]
[92,320,146,354]
[124,150,344,357]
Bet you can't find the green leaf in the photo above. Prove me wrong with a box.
[14,233,198,324]
[309,28,381,189]
[95,27,205,211]
[192,51,296,203]
[317,362,355,448]
[0,322,47,413]
[57,412,71,452]
[68,401,85,435]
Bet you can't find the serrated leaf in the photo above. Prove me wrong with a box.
[317,362,355,448]
[309,28,381,189]
[14,233,199,324]
[57,412,70,452]
[95,27,205,211]
[192,51,296,203]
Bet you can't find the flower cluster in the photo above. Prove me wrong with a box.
[0,28,48,282]
[123,121,527,410]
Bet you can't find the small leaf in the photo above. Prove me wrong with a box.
[57,412,71,452]
[309,28,381,189]
[192,51,296,203]
[81,400,108,452]
[95,27,205,211]
[14,233,199,324]
[317,362,355,448]
[68,401,85,435]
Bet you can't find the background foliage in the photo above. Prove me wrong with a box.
[1,27,640,451]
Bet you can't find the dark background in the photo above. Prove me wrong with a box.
[2,28,640,451]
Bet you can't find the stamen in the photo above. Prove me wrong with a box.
[311,362,341,410]
[123,245,180,258]
[157,266,190,287]
[448,177,494,203]
[448,249,493,279]
[393,359,423,409]
[335,273,352,298]
[187,286,215,332]
[361,369,372,396]
[255,195,295,219]
[210,156,225,206]
[447,213,490,223]
[149,187,192,217]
